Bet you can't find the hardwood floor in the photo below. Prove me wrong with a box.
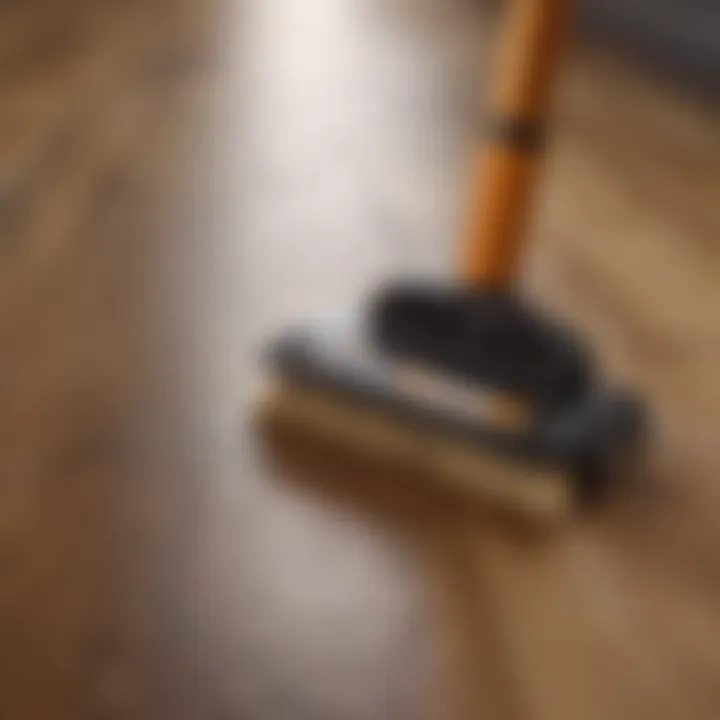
[1,1,719,719]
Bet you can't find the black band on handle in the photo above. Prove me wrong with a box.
[488,116,547,152]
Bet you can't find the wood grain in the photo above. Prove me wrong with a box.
[0,1,719,719]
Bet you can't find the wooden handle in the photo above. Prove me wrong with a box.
[463,0,572,287]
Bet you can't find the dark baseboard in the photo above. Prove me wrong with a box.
[580,0,720,98]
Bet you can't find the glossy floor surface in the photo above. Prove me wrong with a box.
[1,1,720,719]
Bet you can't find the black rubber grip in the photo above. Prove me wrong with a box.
[488,116,547,152]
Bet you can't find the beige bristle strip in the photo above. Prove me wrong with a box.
[257,379,573,518]
[258,379,571,517]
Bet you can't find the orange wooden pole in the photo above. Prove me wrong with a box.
[463,0,572,287]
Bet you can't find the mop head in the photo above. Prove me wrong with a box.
[255,284,645,519]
